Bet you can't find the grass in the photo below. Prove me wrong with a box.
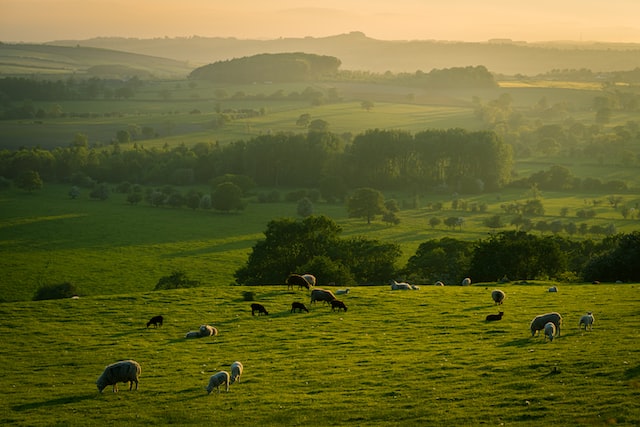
[2,184,640,302]
[0,283,638,426]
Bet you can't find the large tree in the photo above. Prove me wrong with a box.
[347,187,386,224]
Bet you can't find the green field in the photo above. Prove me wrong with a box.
[0,283,638,426]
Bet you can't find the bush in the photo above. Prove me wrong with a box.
[242,291,255,301]
[33,282,79,300]
[154,271,201,290]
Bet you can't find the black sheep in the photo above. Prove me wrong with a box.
[251,303,269,316]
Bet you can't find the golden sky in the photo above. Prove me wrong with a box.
[2,0,640,43]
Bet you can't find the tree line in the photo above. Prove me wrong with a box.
[236,215,640,285]
[0,128,513,194]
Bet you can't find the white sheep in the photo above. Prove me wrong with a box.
[491,289,506,305]
[544,322,556,342]
[199,324,218,337]
[390,280,413,290]
[548,286,558,292]
[461,277,472,286]
[335,288,350,295]
[96,360,141,393]
[435,281,445,286]
[579,312,595,331]
[206,371,230,394]
[530,312,562,337]
[230,361,243,384]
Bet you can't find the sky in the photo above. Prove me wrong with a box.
[2,0,640,43]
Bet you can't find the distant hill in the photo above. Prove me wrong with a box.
[0,43,192,78]
[43,32,640,75]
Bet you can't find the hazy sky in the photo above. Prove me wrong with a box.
[2,0,640,43]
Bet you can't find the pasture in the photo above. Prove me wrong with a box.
[0,283,638,426]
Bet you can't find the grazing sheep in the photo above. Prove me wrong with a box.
[544,322,556,342]
[548,286,558,292]
[435,281,445,286]
[390,280,413,290]
[230,361,243,384]
[185,331,201,339]
[491,289,506,305]
[330,299,348,312]
[146,315,163,328]
[301,274,317,288]
[530,312,562,337]
[485,312,504,321]
[310,288,337,304]
[461,277,472,286]
[199,324,218,337]
[96,360,141,393]
[251,303,269,316]
[206,371,230,394]
[579,312,595,331]
[335,288,350,295]
[287,274,311,290]
[291,301,309,313]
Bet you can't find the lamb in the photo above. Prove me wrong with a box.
[335,288,350,295]
[390,280,413,290]
[579,312,595,331]
[96,360,141,393]
[485,312,504,321]
[461,277,472,286]
[251,303,269,316]
[548,286,558,292]
[544,322,556,342]
[310,288,337,304]
[146,315,163,328]
[291,301,309,313]
[330,299,348,312]
[230,361,243,384]
[530,312,562,337]
[199,324,218,337]
[491,289,506,305]
[301,274,317,288]
[206,371,230,394]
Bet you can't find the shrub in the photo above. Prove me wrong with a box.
[33,282,79,300]
[154,271,201,290]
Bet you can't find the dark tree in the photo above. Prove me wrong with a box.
[15,170,43,192]
[211,182,245,212]
[347,187,386,224]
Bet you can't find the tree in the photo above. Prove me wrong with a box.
[429,216,441,229]
[15,170,43,192]
[361,100,374,111]
[308,119,329,132]
[154,270,200,290]
[405,237,474,284]
[211,182,245,212]
[296,113,311,127]
[89,183,109,200]
[347,187,386,224]
[297,197,313,217]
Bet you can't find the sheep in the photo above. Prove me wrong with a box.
[435,281,445,286]
[530,312,562,337]
[96,360,141,393]
[146,315,163,328]
[390,280,413,290]
[230,361,243,384]
[301,274,317,288]
[579,312,595,331]
[251,303,269,316]
[544,322,556,342]
[491,289,506,305]
[310,288,337,304]
[548,286,558,292]
[199,324,218,337]
[485,312,504,321]
[461,277,472,286]
[330,299,348,312]
[185,331,201,339]
[287,274,311,290]
[291,301,309,313]
[206,371,230,394]
[335,288,350,295]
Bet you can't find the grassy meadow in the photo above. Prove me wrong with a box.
[0,282,638,426]
[2,183,640,302]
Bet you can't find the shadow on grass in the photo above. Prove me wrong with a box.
[499,337,532,347]
[13,393,96,411]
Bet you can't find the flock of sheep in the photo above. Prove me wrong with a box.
[96,273,596,394]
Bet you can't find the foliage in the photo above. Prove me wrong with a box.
[33,282,79,300]
[583,231,640,282]
[405,237,474,284]
[15,170,43,192]
[211,182,245,212]
[347,187,386,224]
[154,270,201,290]
[296,197,313,217]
